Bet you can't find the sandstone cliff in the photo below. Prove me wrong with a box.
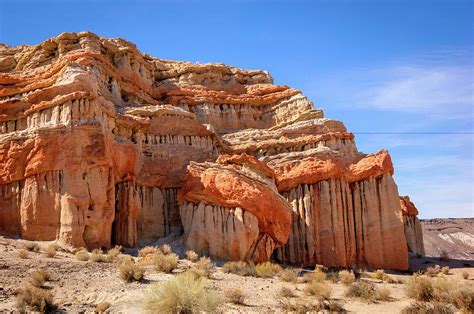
[0,32,413,269]
[400,196,425,257]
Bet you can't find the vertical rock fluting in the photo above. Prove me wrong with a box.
[1,32,412,269]
[275,175,408,270]
[400,196,425,256]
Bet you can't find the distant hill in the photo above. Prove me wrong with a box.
[421,218,474,261]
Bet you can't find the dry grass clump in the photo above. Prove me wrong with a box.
[339,270,356,285]
[425,265,442,277]
[225,288,246,305]
[462,271,469,280]
[278,268,299,282]
[185,250,199,262]
[138,246,160,258]
[222,261,256,277]
[372,269,385,280]
[160,244,173,255]
[142,271,222,313]
[193,257,215,278]
[405,275,474,311]
[153,252,179,273]
[95,301,111,313]
[301,268,326,283]
[24,242,39,252]
[16,285,55,312]
[440,250,450,261]
[90,249,107,262]
[441,266,450,275]
[75,248,89,261]
[377,286,392,301]
[106,245,122,263]
[118,256,145,282]
[17,249,29,259]
[345,280,376,302]
[278,286,296,298]
[401,301,455,314]
[405,276,434,301]
[304,281,332,300]
[255,262,282,278]
[30,269,52,288]
[43,244,57,258]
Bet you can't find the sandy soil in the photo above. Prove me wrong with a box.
[1,236,473,313]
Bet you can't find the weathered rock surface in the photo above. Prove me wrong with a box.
[400,196,425,257]
[0,32,416,269]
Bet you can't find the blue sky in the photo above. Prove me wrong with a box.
[1,0,472,218]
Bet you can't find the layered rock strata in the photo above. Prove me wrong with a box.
[400,196,425,257]
[0,32,416,269]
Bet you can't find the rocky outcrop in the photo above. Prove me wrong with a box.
[1,32,410,269]
[178,154,291,262]
[400,196,425,257]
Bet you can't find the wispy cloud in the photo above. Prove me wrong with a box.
[360,66,473,114]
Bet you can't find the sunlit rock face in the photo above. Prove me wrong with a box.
[0,32,413,269]
[400,196,425,257]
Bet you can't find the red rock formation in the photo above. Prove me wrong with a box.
[0,32,410,269]
[400,196,425,256]
[177,154,291,262]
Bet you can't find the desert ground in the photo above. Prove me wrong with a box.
[0,235,473,313]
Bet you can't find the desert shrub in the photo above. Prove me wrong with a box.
[278,286,296,298]
[106,245,122,263]
[373,269,386,281]
[304,281,332,300]
[440,250,450,261]
[425,265,442,277]
[18,250,29,259]
[95,301,111,312]
[139,246,160,258]
[225,288,246,305]
[222,261,256,276]
[401,301,455,314]
[43,244,57,258]
[90,249,106,262]
[142,271,222,313]
[24,242,39,252]
[255,262,282,278]
[450,285,474,311]
[153,252,179,273]
[185,250,198,262]
[118,256,145,282]
[441,266,450,275]
[405,276,435,301]
[160,244,173,255]
[16,285,55,312]
[462,271,469,280]
[193,257,215,278]
[278,268,299,282]
[345,280,376,301]
[377,286,391,301]
[30,269,52,288]
[339,270,356,285]
[278,298,321,313]
[301,268,326,283]
[75,248,89,261]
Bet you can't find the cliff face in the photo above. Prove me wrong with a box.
[0,32,412,269]
[400,196,425,257]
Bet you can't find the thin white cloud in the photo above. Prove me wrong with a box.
[362,66,473,114]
